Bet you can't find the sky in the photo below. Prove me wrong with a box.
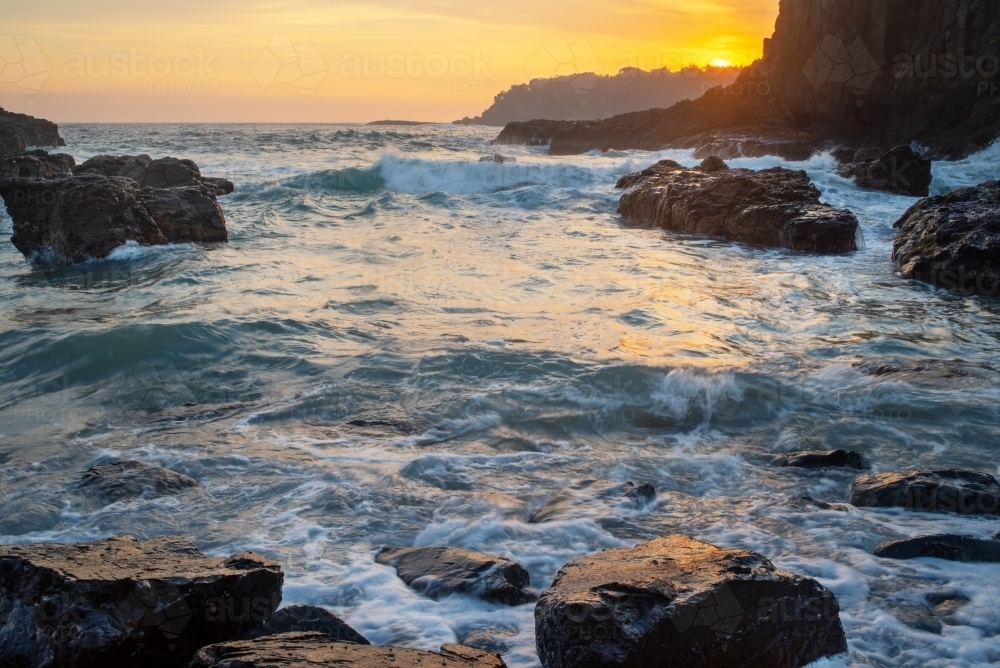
[0,0,779,123]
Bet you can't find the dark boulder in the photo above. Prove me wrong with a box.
[698,155,728,173]
[0,150,75,180]
[850,470,1000,515]
[837,146,932,197]
[534,534,847,668]
[0,535,283,668]
[78,460,198,503]
[492,120,572,146]
[617,160,859,254]
[0,107,65,154]
[479,154,516,164]
[874,534,1000,562]
[687,128,817,162]
[249,604,369,644]
[73,155,234,196]
[191,633,507,668]
[529,479,656,524]
[0,173,228,264]
[777,450,867,470]
[892,181,1000,296]
[375,546,536,606]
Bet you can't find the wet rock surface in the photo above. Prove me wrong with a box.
[837,146,932,196]
[1,173,228,264]
[0,150,75,180]
[528,479,656,523]
[616,159,859,254]
[191,633,508,668]
[874,534,1000,562]
[492,120,572,146]
[777,450,867,470]
[0,535,283,668]
[78,460,198,503]
[850,470,1000,515]
[534,534,847,668]
[892,180,1000,296]
[249,604,369,644]
[73,155,235,196]
[375,546,536,606]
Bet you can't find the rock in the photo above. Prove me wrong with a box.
[375,546,536,606]
[0,173,228,264]
[73,155,234,196]
[191,633,507,668]
[687,128,818,162]
[698,156,728,173]
[492,120,572,146]
[874,534,1000,562]
[850,470,1000,515]
[534,534,847,668]
[893,590,970,635]
[777,450,867,470]
[479,154,516,164]
[838,146,932,196]
[892,181,1000,296]
[0,150,75,180]
[249,604,369,644]
[0,495,63,535]
[78,460,198,503]
[529,479,656,523]
[0,535,283,668]
[798,496,851,512]
[0,107,65,155]
[616,160,859,254]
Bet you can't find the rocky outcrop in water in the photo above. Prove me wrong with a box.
[479,154,516,164]
[528,479,656,523]
[892,181,1000,295]
[851,470,1000,514]
[0,535,283,668]
[191,633,507,668]
[78,460,198,503]
[0,108,65,156]
[248,604,370,644]
[837,146,933,196]
[0,150,75,180]
[494,1,1000,159]
[874,534,1000,561]
[534,534,847,668]
[492,120,571,147]
[74,155,235,196]
[777,450,867,470]
[616,159,859,253]
[0,173,228,264]
[376,546,536,606]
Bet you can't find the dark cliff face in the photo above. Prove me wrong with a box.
[498,0,1000,159]
[0,107,66,155]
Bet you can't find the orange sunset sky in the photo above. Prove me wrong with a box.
[0,0,779,123]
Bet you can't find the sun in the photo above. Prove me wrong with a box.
[709,58,733,68]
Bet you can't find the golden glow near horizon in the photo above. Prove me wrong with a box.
[0,0,779,123]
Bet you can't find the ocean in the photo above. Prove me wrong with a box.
[2,123,1000,667]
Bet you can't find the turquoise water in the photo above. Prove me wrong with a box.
[1,124,1000,666]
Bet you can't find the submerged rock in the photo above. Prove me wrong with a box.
[893,590,970,635]
[892,181,1000,296]
[249,604,369,644]
[777,450,867,470]
[850,470,1000,515]
[874,534,1000,562]
[616,160,859,254]
[0,150,75,180]
[0,535,283,668]
[837,146,932,197]
[191,633,507,668]
[0,173,228,264]
[529,479,655,523]
[479,154,516,164]
[78,460,198,503]
[534,534,847,668]
[376,546,536,606]
[73,154,234,196]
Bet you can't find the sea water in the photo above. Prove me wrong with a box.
[1,123,999,667]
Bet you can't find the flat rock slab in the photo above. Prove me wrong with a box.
[535,534,846,668]
[191,633,507,667]
[850,470,1000,515]
[0,174,228,264]
[376,546,536,606]
[529,479,656,524]
[73,155,234,196]
[250,604,369,644]
[777,450,866,470]
[0,535,283,668]
[616,160,858,254]
[79,460,198,503]
[874,534,1000,562]
[893,180,1000,296]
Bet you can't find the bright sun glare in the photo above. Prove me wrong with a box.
[709,58,733,67]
